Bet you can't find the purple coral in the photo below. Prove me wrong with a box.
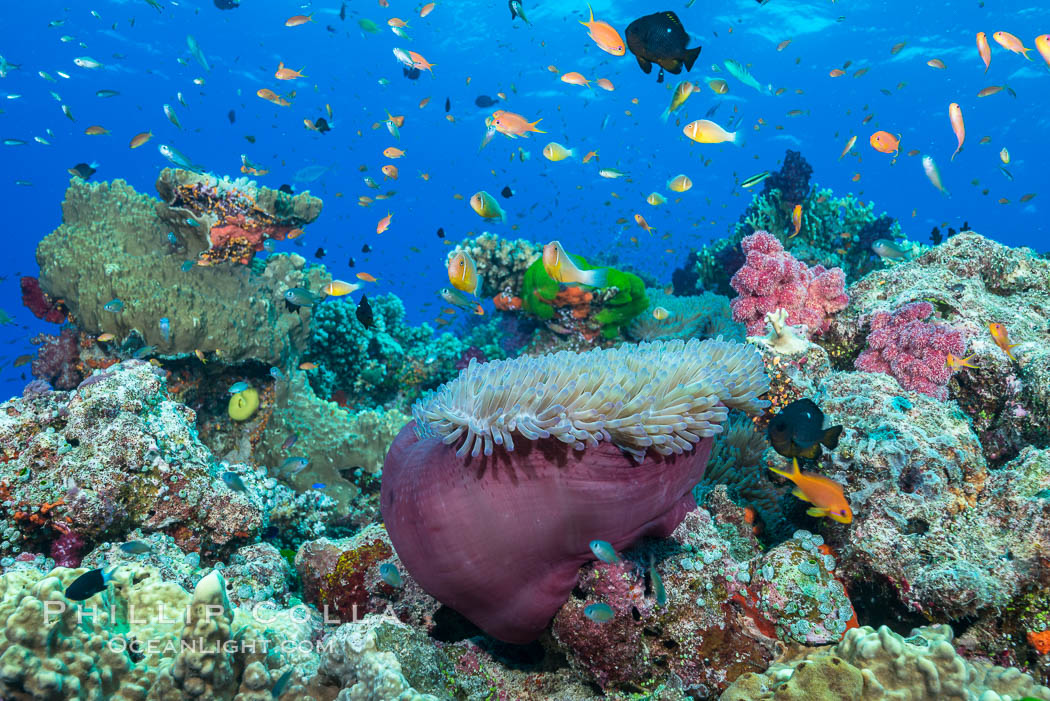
[50,531,87,568]
[854,301,966,400]
[729,231,849,337]
[762,149,814,205]
[454,346,487,371]
[31,328,83,390]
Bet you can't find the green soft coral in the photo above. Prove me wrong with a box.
[520,255,648,339]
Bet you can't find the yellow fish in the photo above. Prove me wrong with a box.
[447,250,483,295]
[661,80,695,122]
[542,142,575,161]
[469,191,506,222]
[542,240,607,287]
[646,192,666,206]
[667,174,692,192]
[789,204,802,238]
[946,353,978,371]
[683,119,740,145]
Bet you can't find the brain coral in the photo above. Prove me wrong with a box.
[383,338,770,643]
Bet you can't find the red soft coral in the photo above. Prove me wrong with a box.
[854,301,966,400]
[729,231,848,336]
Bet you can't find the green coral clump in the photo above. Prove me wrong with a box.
[306,294,505,410]
[521,255,648,339]
[306,294,465,408]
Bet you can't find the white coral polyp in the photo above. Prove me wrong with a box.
[413,338,770,462]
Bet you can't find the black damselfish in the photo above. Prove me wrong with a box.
[65,566,116,601]
[625,11,701,83]
[767,398,842,461]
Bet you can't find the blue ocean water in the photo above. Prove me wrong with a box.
[0,0,1046,398]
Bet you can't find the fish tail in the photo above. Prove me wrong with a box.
[474,274,483,297]
[769,458,801,479]
[1021,47,1033,60]
[683,45,702,72]
[822,425,843,450]
[731,130,745,148]
[951,146,961,162]
[581,267,608,288]
[529,119,546,133]
[660,107,670,122]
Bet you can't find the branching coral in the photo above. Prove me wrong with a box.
[306,293,477,408]
[29,328,83,390]
[413,337,770,461]
[626,289,742,342]
[20,277,66,324]
[854,301,966,400]
[730,231,848,337]
[447,232,542,299]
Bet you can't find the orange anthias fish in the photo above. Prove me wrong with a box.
[992,31,1033,60]
[976,32,992,72]
[946,353,978,371]
[949,102,965,161]
[257,88,291,106]
[357,272,379,282]
[377,213,392,234]
[285,14,313,27]
[408,50,435,73]
[560,71,590,88]
[490,110,545,138]
[383,147,405,158]
[420,2,436,17]
[275,62,306,80]
[770,458,852,524]
[869,130,900,160]
[634,213,654,233]
[580,4,625,56]
[789,204,803,238]
[989,323,1019,359]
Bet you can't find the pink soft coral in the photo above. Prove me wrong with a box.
[729,231,848,337]
[854,301,966,400]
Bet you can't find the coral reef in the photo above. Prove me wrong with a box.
[730,231,849,337]
[155,168,322,266]
[254,370,409,516]
[385,338,769,642]
[827,231,1050,464]
[627,289,742,342]
[853,300,966,400]
[722,624,1050,700]
[20,276,66,324]
[29,328,83,390]
[305,293,478,409]
[36,177,330,365]
[0,361,327,562]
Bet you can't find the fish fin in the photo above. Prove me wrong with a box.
[581,3,593,26]
[635,55,653,74]
[797,442,821,460]
[791,487,809,502]
[806,507,829,518]
[1021,47,1033,60]
[821,425,843,450]
[474,274,483,297]
[732,130,746,148]
[683,45,702,72]
[660,107,670,122]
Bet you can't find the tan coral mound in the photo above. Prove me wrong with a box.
[413,337,770,461]
[721,624,1050,700]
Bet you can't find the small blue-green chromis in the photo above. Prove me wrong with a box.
[584,602,615,623]
[159,317,170,342]
[181,260,195,272]
[311,483,326,489]
[103,298,124,312]
[650,560,666,606]
[228,381,250,394]
[589,539,620,564]
[119,540,153,555]
[379,563,402,588]
[284,287,321,307]
[221,471,248,493]
[281,456,309,475]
